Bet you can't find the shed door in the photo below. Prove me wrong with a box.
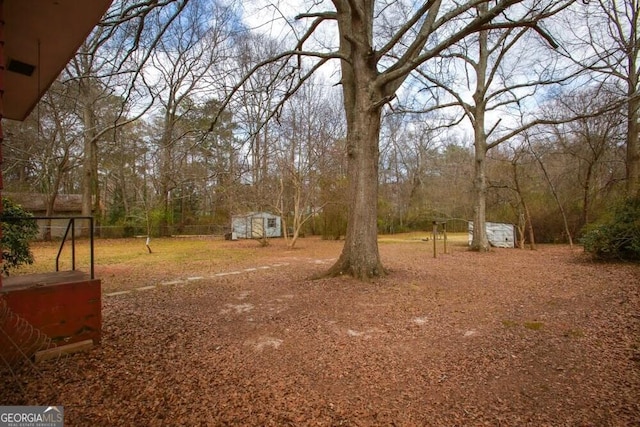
[251,217,264,238]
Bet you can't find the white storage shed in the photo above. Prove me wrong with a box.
[231,212,282,239]
[468,221,516,248]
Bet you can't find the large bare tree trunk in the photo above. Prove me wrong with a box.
[324,0,387,279]
[471,140,490,251]
[327,104,385,278]
[470,17,491,252]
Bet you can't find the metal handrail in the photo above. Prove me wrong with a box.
[2,215,95,279]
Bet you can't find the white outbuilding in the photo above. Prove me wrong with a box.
[468,221,516,248]
[231,212,282,239]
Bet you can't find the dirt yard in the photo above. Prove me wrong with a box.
[2,236,640,426]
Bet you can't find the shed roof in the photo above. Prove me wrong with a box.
[232,212,280,218]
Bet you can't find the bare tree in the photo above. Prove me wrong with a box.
[378,113,449,232]
[233,35,284,187]
[3,80,83,240]
[146,0,234,235]
[525,132,577,246]
[489,143,538,248]
[212,0,575,278]
[65,0,190,230]
[509,147,537,249]
[272,79,341,248]
[329,0,576,270]
[545,87,626,227]
[405,1,572,251]
[558,0,640,196]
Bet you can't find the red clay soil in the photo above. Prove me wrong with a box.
[2,238,639,426]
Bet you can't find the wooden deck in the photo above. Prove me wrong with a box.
[0,271,101,346]
[2,270,90,291]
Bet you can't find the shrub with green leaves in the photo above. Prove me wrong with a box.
[1,197,39,275]
[581,196,640,261]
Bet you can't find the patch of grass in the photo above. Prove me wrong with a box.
[563,329,584,338]
[501,319,519,328]
[377,232,469,244]
[405,282,421,290]
[524,321,544,331]
[14,237,260,275]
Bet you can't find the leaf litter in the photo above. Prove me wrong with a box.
[1,238,639,426]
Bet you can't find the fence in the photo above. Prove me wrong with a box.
[96,223,230,238]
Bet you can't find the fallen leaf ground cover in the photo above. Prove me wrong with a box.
[2,235,639,426]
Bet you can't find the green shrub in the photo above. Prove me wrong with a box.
[581,196,640,261]
[1,198,39,275]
